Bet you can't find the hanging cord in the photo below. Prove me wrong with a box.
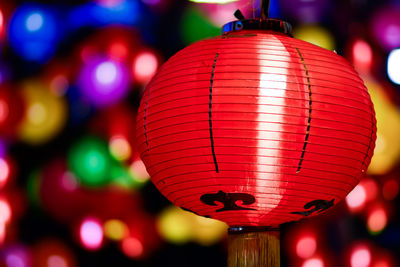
[260,0,270,19]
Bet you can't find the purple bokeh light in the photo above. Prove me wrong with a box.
[78,57,129,107]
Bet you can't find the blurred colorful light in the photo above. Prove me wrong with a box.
[25,12,43,32]
[189,0,237,3]
[346,184,367,211]
[352,40,373,73]
[68,136,112,187]
[121,237,143,258]
[8,4,59,62]
[371,6,400,51]
[104,219,128,241]
[0,198,12,223]
[18,82,67,145]
[303,258,324,267]
[367,208,388,234]
[157,206,193,244]
[0,158,10,188]
[366,79,400,174]
[362,178,378,202]
[296,236,317,259]
[129,160,150,183]
[382,179,399,200]
[47,255,67,267]
[0,9,3,34]
[109,135,131,161]
[78,58,129,107]
[109,42,128,60]
[293,24,335,50]
[4,247,30,267]
[50,75,69,96]
[387,48,400,85]
[351,246,371,267]
[133,51,158,84]
[79,218,103,250]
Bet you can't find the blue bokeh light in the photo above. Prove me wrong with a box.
[68,0,140,29]
[25,12,44,32]
[8,4,60,63]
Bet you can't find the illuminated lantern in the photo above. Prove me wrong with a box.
[136,5,376,266]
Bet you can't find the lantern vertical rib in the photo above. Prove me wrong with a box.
[209,53,220,173]
[296,47,313,173]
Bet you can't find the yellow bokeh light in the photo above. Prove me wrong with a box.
[109,135,131,161]
[293,25,335,51]
[104,219,128,241]
[157,206,193,244]
[18,81,67,145]
[366,78,400,175]
[157,206,227,245]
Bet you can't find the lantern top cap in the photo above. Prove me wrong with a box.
[222,18,292,36]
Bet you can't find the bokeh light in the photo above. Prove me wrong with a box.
[351,245,371,267]
[371,5,400,51]
[382,179,399,200]
[366,79,400,175]
[18,82,67,145]
[79,218,103,250]
[0,9,4,36]
[352,39,373,73]
[78,58,129,107]
[104,219,128,241]
[181,7,220,45]
[303,258,324,267]
[133,51,158,84]
[293,24,335,50]
[0,198,11,224]
[109,135,131,161]
[346,184,367,211]
[387,48,400,85]
[121,237,143,258]
[8,4,59,62]
[296,236,317,259]
[367,207,388,234]
[129,160,150,184]
[68,136,112,187]
[0,158,10,189]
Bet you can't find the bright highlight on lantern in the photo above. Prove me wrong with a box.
[80,218,103,250]
[96,61,118,85]
[346,184,367,210]
[134,52,158,84]
[387,48,400,85]
[25,12,44,32]
[303,258,324,267]
[351,246,371,267]
[367,208,387,234]
[121,237,143,258]
[296,236,317,259]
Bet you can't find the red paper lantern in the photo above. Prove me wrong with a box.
[136,19,376,227]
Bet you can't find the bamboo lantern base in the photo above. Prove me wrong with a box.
[228,227,280,267]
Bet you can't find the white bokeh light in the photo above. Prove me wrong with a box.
[95,61,118,85]
[387,48,400,85]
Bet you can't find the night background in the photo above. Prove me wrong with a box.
[0,0,399,266]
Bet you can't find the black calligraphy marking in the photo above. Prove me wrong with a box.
[296,48,312,173]
[209,53,219,173]
[200,190,256,212]
[291,199,335,216]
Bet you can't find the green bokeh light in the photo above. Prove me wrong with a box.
[181,7,220,45]
[68,136,112,187]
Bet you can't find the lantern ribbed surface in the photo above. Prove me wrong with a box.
[136,30,376,227]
